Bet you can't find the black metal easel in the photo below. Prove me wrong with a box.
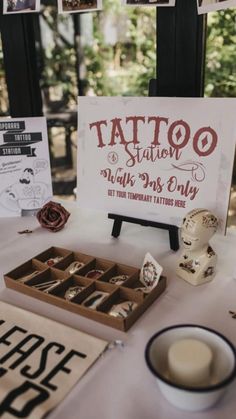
[108,0,206,251]
[107,76,180,251]
[108,213,179,251]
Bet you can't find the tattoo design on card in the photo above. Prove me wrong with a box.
[140,252,163,290]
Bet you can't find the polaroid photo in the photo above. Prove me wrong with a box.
[124,0,176,6]
[197,0,236,14]
[58,0,103,14]
[3,0,41,14]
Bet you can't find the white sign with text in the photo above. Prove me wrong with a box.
[77,97,236,231]
[0,301,108,419]
[0,117,53,217]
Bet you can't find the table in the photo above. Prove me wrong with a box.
[0,201,236,419]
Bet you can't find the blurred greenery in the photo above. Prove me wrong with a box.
[0,2,236,116]
[37,0,156,109]
[39,5,78,110]
[205,9,236,97]
[83,0,156,96]
[0,37,9,116]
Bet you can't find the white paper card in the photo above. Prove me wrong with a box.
[3,0,41,14]
[0,301,108,419]
[0,117,53,217]
[140,252,163,289]
[197,0,236,14]
[77,96,236,232]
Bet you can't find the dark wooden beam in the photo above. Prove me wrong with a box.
[151,0,207,97]
[0,14,43,117]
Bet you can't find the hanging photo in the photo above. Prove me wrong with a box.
[3,0,40,14]
[197,0,236,14]
[124,0,175,6]
[58,0,103,14]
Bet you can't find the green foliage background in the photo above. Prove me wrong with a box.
[83,0,156,96]
[0,1,236,115]
[205,9,236,97]
[83,3,236,98]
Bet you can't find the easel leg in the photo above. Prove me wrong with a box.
[111,219,122,238]
[169,226,179,251]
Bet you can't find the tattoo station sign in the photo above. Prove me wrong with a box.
[0,302,108,418]
[0,117,52,217]
[77,97,236,232]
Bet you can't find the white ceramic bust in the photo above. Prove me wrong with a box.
[176,209,218,286]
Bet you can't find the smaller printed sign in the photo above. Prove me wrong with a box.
[0,301,108,419]
[3,0,41,14]
[124,0,175,5]
[0,117,53,217]
[58,0,103,14]
[197,0,236,14]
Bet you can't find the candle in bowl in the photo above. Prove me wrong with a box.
[145,325,236,411]
[168,338,213,387]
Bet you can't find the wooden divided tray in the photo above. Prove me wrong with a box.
[4,247,167,331]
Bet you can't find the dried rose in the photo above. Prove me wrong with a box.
[36,201,70,232]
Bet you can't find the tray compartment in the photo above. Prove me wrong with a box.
[98,287,143,329]
[54,252,95,275]
[25,268,69,293]
[99,287,143,313]
[78,258,115,280]
[76,281,114,308]
[50,275,93,301]
[99,263,139,285]
[123,275,167,298]
[4,259,47,283]
[34,247,72,267]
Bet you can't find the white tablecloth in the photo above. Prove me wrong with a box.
[0,202,236,419]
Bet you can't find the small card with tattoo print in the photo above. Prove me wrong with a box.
[140,252,163,290]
